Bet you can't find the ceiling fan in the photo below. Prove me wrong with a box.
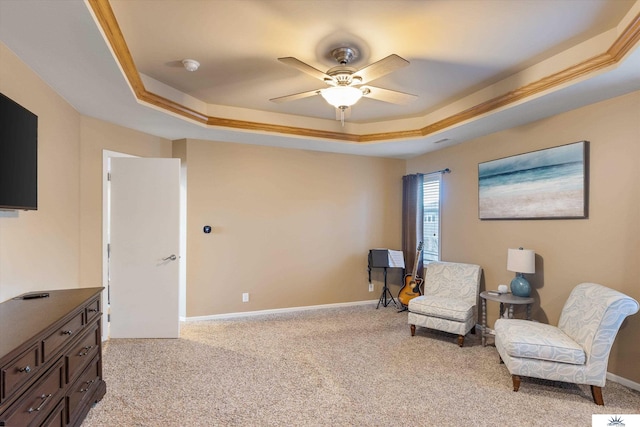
[270,47,417,123]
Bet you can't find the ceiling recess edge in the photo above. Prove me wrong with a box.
[87,0,640,145]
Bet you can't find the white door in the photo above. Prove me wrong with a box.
[109,157,180,338]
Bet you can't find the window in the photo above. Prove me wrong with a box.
[423,173,441,263]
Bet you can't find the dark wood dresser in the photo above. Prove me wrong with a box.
[0,288,106,426]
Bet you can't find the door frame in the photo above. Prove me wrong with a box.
[101,150,186,340]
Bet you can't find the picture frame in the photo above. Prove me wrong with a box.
[478,141,589,220]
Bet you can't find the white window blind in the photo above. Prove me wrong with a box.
[423,173,441,263]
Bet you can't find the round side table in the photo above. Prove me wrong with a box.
[480,291,534,346]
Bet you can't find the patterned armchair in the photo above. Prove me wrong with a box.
[408,261,482,347]
[494,283,639,405]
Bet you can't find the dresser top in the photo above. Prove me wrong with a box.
[0,287,103,360]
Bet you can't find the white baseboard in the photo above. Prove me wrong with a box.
[181,299,379,322]
[607,371,640,392]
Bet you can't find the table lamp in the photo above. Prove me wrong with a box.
[507,248,535,297]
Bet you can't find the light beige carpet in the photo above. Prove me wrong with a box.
[82,304,640,426]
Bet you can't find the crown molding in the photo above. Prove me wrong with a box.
[87,0,640,144]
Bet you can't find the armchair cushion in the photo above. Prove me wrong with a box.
[495,319,585,365]
[409,295,474,323]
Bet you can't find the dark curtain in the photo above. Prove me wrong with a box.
[402,174,424,278]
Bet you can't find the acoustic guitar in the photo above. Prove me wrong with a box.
[398,242,424,307]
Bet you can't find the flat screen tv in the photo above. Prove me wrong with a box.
[0,93,38,210]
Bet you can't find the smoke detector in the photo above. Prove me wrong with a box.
[182,59,200,72]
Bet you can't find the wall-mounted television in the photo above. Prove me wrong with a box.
[0,93,38,210]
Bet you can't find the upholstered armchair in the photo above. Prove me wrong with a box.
[408,261,482,347]
[495,282,639,405]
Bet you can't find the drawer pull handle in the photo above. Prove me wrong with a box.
[18,365,32,373]
[78,346,94,357]
[80,380,95,393]
[88,308,99,313]
[28,393,52,413]
[62,330,73,335]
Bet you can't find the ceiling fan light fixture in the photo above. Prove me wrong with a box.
[320,86,363,109]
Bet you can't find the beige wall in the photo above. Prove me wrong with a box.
[0,42,81,301]
[407,90,640,382]
[184,139,405,316]
[0,40,173,301]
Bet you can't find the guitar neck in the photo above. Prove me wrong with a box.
[410,252,420,278]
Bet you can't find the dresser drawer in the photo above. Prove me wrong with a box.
[42,311,83,362]
[1,343,40,404]
[67,356,100,426]
[39,397,65,427]
[84,297,101,324]
[0,358,64,427]
[66,323,100,385]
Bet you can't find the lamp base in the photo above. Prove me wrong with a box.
[510,275,531,297]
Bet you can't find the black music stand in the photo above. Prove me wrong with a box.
[368,249,404,309]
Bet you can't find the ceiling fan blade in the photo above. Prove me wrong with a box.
[354,54,409,84]
[269,88,322,103]
[278,57,331,82]
[362,86,417,105]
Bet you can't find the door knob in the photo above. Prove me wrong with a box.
[162,254,177,261]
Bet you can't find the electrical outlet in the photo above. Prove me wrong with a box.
[242,293,249,302]
[368,283,374,292]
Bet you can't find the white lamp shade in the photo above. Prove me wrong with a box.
[320,86,363,108]
[507,248,535,274]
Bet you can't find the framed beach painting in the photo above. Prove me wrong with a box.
[478,141,589,220]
